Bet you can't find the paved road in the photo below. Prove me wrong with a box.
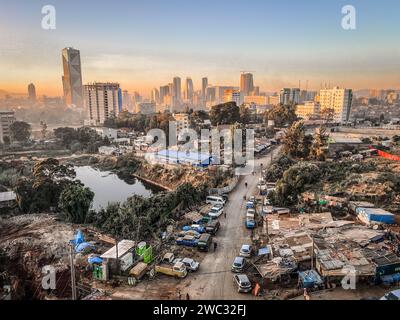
[180,148,281,300]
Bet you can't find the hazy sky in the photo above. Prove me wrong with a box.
[1,0,399,97]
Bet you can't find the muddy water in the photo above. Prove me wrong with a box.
[74,166,160,210]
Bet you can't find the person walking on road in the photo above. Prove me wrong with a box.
[245,181,248,188]
[186,293,190,300]
[213,241,217,252]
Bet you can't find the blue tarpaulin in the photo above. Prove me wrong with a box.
[258,247,270,256]
[298,270,324,288]
[88,256,103,265]
[75,242,95,253]
[70,229,85,246]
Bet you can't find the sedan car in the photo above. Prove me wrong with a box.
[380,289,400,300]
[173,258,200,272]
[239,245,253,258]
[233,274,252,293]
[231,257,246,273]
[208,205,224,218]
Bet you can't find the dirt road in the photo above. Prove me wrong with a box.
[179,148,280,300]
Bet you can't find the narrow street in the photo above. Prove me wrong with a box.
[180,148,281,300]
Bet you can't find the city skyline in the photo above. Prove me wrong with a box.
[1,0,400,97]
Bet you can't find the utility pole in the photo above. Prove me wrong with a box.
[311,237,315,270]
[115,238,119,275]
[69,244,77,300]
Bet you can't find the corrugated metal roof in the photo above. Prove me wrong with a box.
[100,240,136,259]
[0,191,16,202]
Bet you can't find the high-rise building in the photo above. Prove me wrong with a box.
[122,90,132,111]
[202,77,208,100]
[184,78,194,103]
[240,73,254,96]
[319,86,353,123]
[0,110,16,144]
[279,88,300,105]
[159,85,170,104]
[151,88,160,104]
[27,83,36,103]
[84,82,122,126]
[62,47,83,107]
[173,77,182,101]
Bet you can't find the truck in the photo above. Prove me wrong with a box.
[197,233,212,252]
[129,262,148,280]
[155,262,188,278]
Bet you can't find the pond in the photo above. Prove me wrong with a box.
[74,166,160,211]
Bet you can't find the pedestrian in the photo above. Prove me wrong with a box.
[224,211,227,219]
[214,241,217,252]
[177,290,181,300]
[186,293,190,300]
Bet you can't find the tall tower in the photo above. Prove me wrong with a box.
[27,83,36,103]
[240,72,254,96]
[202,77,208,100]
[173,77,182,108]
[62,47,83,107]
[185,78,194,103]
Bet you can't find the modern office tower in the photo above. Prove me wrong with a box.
[240,73,254,96]
[84,82,122,126]
[137,102,156,115]
[223,89,243,106]
[206,86,216,104]
[27,83,36,103]
[202,77,208,100]
[122,90,132,111]
[159,85,170,104]
[279,88,300,105]
[319,86,353,123]
[184,78,194,103]
[0,110,16,144]
[173,77,182,101]
[295,101,321,120]
[214,86,238,104]
[62,47,83,107]
[151,88,160,104]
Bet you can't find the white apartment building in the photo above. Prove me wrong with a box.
[85,82,122,126]
[319,87,353,123]
[0,110,16,144]
[174,113,190,137]
[296,101,321,120]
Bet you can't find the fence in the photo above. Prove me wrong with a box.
[208,176,240,195]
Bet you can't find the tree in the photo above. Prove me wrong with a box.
[268,103,297,127]
[59,183,94,223]
[310,125,329,161]
[14,158,76,213]
[283,121,312,159]
[210,102,240,126]
[268,162,321,206]
[321,108,335,123]
[10,121,31,142]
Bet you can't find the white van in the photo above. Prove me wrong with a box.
[206,196,225,206]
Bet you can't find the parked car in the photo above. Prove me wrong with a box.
[208,205,224,218]
[197,233,212,252]
[173,258,200,272]
[380,289,400,300]
[206,196,225,206]
[155,262,187,278]
[233,274,252,293]
[231,257,246,273]
[206,220,220,235]
[183,224,206,234]
[177,230,201,239]
[239,245,253,258]
[176,235,198,247]
[246,201,255,209]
